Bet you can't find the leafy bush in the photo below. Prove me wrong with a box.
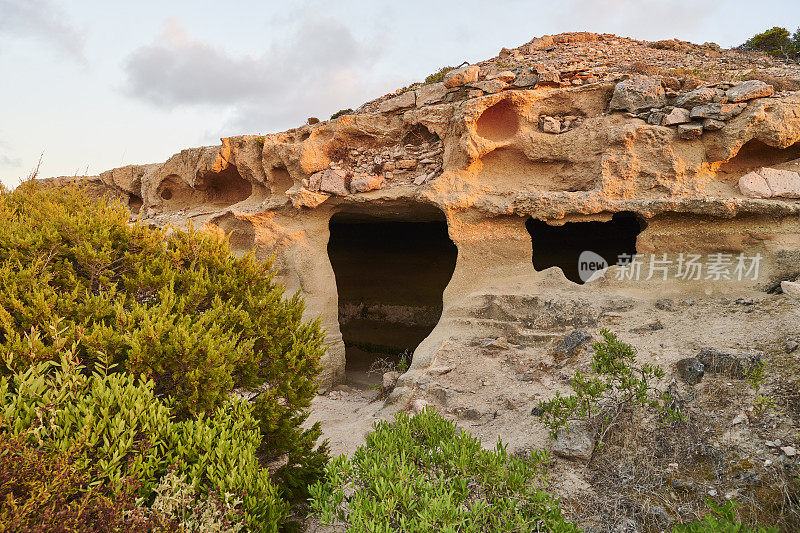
[0,182,327,500]
[330,108,353,120]
[309,408,578,532]
[0,348,289,530]
[424,66,456,85]
[150,471,245,533]
[741,26,800,59]
[536,329,679,446]
[0,432,176,533]
[673,500,778,533]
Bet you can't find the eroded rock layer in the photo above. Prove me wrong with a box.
[43,33,800,393]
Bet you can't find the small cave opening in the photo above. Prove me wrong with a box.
[270,165,294,196]
[196,165,252,206]
[476,99,520,141]
[328,208,457,388]
[718,140,800,179]
[128,193,143,214]
[402,123,440,146]
[526,212,643,284]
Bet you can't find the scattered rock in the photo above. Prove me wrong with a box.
[655,298,677,311]
[786,340,799,354]
[662,107,691,125]
[696,347,762,379]
[415,83,448,106]
[512,74,539,88]
[488,70,516,82]
[541,116,561,133]
[689,102,746,120]
[675,87,720,108]
[631,321,665,332]
[349,174,385,193]
[412,399,430,414]
[459,408,482,420]
[288,187,329,209]
[759,168,800,198]
[701,118,726,131]
[318,169,350,196]
[782,280,800,299]
[307,117,320,125]
[781,446,797,457]
[725,80,774,102]
[395,159,418,170]
[379,91,416,113]
[444,65,480,88]
[732,412,747,425]
[382,371,400,391]
[738,171,772,198]
[609,76,667,113]
[470,79,507,94]
[555,329,593,357]
[538,71,561,86]
[677,123,703,139]
[552,425,595,461]
[676,357,705,385]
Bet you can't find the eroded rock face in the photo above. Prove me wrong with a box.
[42,32,800,392]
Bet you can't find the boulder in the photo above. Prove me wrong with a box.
[725,80,774,102]
[538,71,561,86]
[555,329,593,357]
[662,107,691,125]
[676,357,705,385]
[552,425,595,461]
[444,65,480,88]
[609,76,666,113]
[541,116,561,133]
[690,102,746,120]
[288,187,329,209]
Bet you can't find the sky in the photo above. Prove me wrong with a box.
[0,0,798,187]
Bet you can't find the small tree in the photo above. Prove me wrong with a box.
[742,26,799,59]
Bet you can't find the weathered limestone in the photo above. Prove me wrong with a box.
[42,33,800,394]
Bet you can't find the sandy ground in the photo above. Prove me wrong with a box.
[307,290,799,459]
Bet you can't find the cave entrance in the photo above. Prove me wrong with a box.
[328,207,457,388]
[526,212,643,284]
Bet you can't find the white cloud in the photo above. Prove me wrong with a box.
[122,16,394,133]
[0,0,84,60]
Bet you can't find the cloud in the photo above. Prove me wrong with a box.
[0,154,22,168]
[552,0,719,43]
[122,16,394,134]
[0,0,84,60]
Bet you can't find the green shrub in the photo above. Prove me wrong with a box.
[0,432,176,533]
[330,108,353,120]
[673,500,778,533]
[424,66,456,85]
[309,408,578,532]
[0,348,289,530]
[0,182,327,501]
[536,329,679,446]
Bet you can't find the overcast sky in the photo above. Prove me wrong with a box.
[1,0,798,187]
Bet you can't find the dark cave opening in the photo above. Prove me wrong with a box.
[328,210,457,388]
[526,212,643,284]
